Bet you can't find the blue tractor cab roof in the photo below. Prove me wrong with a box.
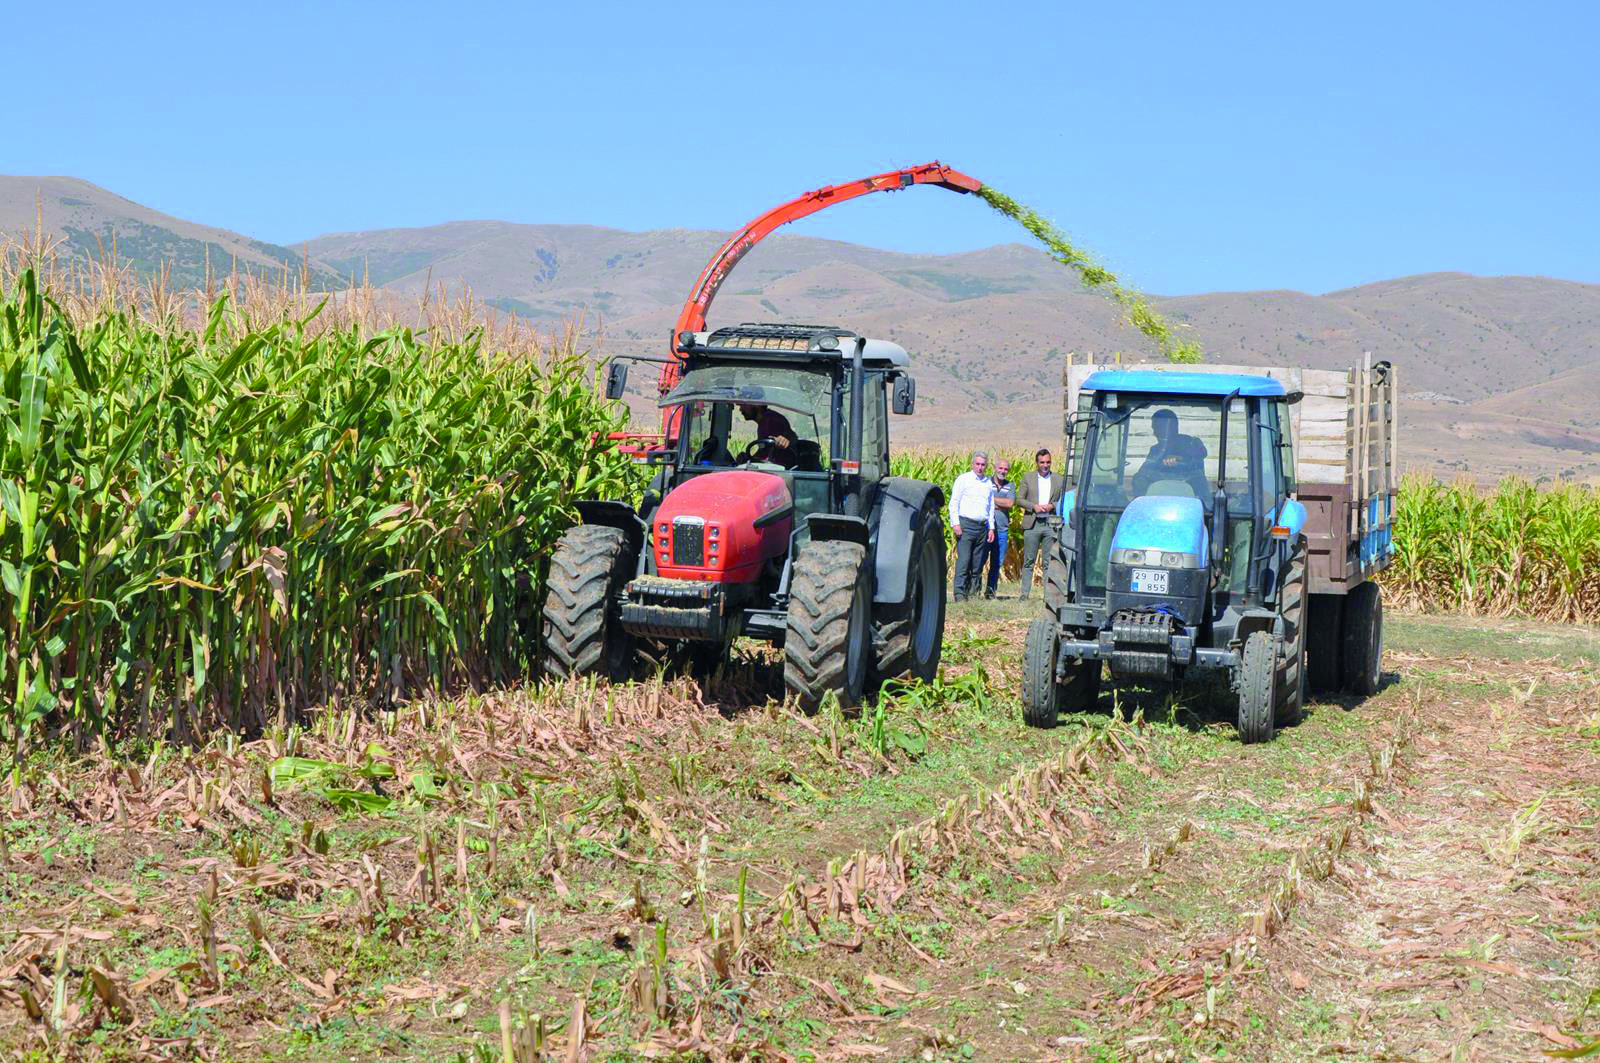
[1082,370,1286,398]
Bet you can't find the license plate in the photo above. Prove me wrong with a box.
[1130,568,1168,594]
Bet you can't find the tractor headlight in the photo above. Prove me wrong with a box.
[1111,548,1203,569]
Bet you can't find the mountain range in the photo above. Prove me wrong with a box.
[5,175,1598,483]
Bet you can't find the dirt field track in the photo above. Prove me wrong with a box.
[2,599,1597,1062]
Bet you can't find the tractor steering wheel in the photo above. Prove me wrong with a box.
[740,437,779,463]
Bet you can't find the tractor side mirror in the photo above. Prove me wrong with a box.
[891,375,916,415]
[605,362,629,401]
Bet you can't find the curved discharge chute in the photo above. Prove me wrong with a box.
[612,162,982,450]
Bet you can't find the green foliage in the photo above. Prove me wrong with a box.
[0,268,635,757]
[1390,475,1600,622]
[977,186,1203,364]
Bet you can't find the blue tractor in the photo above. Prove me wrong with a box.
[1022,368,1387,743]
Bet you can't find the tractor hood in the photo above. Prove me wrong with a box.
[1108,496,1209,561]
[1104,495,1210,626]
[652,471,793,583]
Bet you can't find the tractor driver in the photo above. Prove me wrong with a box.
[737,403,798,469]
[1132,408,1210,498]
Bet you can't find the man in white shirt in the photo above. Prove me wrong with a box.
[949,451,996,602]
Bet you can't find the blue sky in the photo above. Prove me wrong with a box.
[8,0,1596,294]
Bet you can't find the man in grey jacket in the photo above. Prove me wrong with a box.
[1016,448,1064,600]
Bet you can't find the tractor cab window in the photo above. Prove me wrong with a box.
[1079,393,1253,597]
[1256,404,1283,516]
[1084,395,1249,507]
[835,374,888,482]
[665,365,829,473]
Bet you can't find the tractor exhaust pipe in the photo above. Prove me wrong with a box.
[845,336,866,517]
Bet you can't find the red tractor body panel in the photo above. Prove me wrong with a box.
[651,471,793,583]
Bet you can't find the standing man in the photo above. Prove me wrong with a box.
[948,451,995,603]
[1017,448,1064,600]
[983,458,1016,599]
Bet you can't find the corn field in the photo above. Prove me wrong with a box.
[895,452,1600,620]
[0,264,633,758]
[1388,475,1600,622]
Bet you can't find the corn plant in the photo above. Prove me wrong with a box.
[1390,474,1600,622]
[1,267,636,759]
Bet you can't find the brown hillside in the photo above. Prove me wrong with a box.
[5,175,1597,483]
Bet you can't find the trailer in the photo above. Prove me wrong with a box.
[1022,356,1398,741]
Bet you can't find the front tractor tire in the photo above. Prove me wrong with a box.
[1236,629,1280,744]
[1022,616,1100,728]
[785,539,871,712]
[873,505,947,688]
[541,525,635,682]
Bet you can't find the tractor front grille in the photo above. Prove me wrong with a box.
[1109,610,1177,681]
[671,520,705,566]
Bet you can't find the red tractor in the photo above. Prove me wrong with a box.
[540,164,980,708]
[542,323,947,708]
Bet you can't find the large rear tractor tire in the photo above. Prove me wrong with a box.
[873,505,948,688]
[1043,527,1071,615]
[785,540,871,712]
[1340,580,1384,696]
[541,525,635,682]
[1276,540,1308,727]
[1237,629,1279,744]
[1022,616,1101,728]
[1306,593,1344,694]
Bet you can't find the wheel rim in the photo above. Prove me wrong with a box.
[846,583,868,691]
[911,537,941,664]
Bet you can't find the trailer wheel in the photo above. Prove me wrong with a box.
[1306,593,1344,693]
[1237,630,1279,744]
[542,525,634,681]
[1341,581,1384,696]
[1022,617,1100,728]
[785,539,871,712]
[873,505,947,688]
[1276,541,1308,726]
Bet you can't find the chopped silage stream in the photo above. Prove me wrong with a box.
[976,186,1202,365]
[4,608,1594,1061]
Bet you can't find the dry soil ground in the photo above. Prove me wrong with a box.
[2,600,1597,1062]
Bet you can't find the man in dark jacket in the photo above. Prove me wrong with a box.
[1016,448,1064,600]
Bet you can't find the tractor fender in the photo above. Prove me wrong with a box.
[807,513,869,547]
[574,500,646,568]
[1271,498,1308,538]
[870,477,945,607]
[1233,607,1282,649]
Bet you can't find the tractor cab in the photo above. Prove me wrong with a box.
[654,324,905,530]
[1054,371,1307,673]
